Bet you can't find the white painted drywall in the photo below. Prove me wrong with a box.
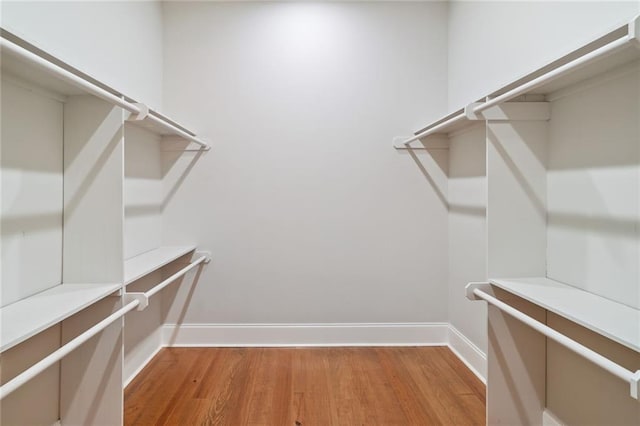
[160,2,450,324]
[447,1,640,110]
[124,123,163,260]
[448,124,487,354]
[1,79,63,307]
[0,1,164,109]
[547,64,640,309]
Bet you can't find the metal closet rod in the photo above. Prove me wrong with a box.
[0,37,210,151]
[0,256,207,401]
[470,286,640,400]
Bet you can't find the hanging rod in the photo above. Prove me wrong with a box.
[471,34,632,115]
[147,114,209,150]
[0,298,140,400]
[1,37,137,112]
[401,112,467,146]
[466,283,640,400]
[0,37,210,151]
[145,255,208,299]
[0,255,209,400]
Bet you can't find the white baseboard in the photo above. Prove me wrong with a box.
[123,345,163,388]
[542,409,565,426]
[162,322,449,347]
[124,322,487,391]
[447,325,487,383]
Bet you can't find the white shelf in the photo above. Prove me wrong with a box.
[412,108,474,138]
[489,277,640,353]
[124,246,196,285]
[407,16,640,138]
[0,28,207,149]
[0,283,121,352]
[489,23,639,98]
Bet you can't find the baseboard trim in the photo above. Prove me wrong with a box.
[123,345,163,388]
[542,409,565,426]
[447,325,487,383]
[162,322,449,347]
[123,323,487,390]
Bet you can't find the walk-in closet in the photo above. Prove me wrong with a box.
[1,1,639,425]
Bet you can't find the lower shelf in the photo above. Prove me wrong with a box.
[489,277,640,353]
[124,246,196,286]
[0,282,121,352]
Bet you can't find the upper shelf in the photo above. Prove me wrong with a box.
[0,282,121,353]
[489,277,640,353]
[0,28,210,151]
[124,246,197,285]
[399,14,640,147]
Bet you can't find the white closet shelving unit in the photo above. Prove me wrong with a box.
[0,283,122,352]
[486,278,640,353]
[124,245,198,286]
[399,14,640,426]
[0,28,210,426]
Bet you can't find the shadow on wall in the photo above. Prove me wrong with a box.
[396,135,486,217]
[395,136,448,208]
[487,126,546,219]
[161,259,206,346]
[122,139,205,219]
[545,66,639,306]
[162,145,206,211]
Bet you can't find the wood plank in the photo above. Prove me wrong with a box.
[124,347,486,426]
[290,349,334,426]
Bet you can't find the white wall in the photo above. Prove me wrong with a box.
[160,1,450,325]
[448,125,487,355]
[547,64,640,309]
[447,1,640,110]
[0,1,164,109]
[1,79,63,307]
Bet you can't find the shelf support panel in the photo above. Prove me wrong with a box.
[123,293,149,312]
[127,103,150,121]
[465,282,492,301]
[629,14,640,48]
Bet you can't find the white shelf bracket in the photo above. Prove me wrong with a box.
[127,103,150,121]
[465,282,491,301]
[195,250,212,264]
[123,292,149,311]
[464,103,484,120]
[631,370,640,400]
[629,14,640,49]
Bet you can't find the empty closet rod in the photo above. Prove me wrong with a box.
[0,38,210,151]
[0,298,140,401]
[471,35,631,115]
[471,287,640,399]
[146,114,210,150]
[0,256,207,400]
[1,37,137,111]
[401,112,467,145]
[145,255,207,299]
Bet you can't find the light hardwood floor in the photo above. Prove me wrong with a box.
[124,347,485,425]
